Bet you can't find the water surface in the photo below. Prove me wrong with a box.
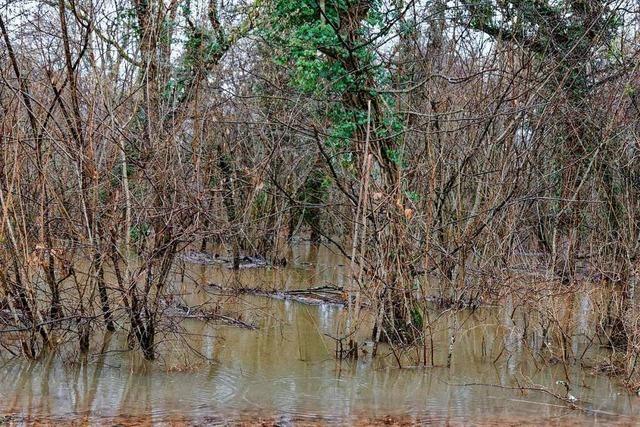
[1,244,639,425]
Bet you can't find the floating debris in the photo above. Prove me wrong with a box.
[180,251,271,269]
[208,284,348,306]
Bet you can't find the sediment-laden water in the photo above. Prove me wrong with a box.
[0,245,638,425]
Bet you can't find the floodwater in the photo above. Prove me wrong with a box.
[1,244,640,425]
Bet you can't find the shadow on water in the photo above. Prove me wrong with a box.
[0,244,639,425]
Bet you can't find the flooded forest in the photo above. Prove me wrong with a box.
[2,0,640,425]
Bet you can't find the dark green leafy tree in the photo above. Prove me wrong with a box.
[262,0,423,350]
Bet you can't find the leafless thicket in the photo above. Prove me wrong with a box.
[1,0,640,386]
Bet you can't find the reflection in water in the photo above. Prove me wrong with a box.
[0,244,638,424]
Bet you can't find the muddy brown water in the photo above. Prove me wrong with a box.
[1,244,640,425]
